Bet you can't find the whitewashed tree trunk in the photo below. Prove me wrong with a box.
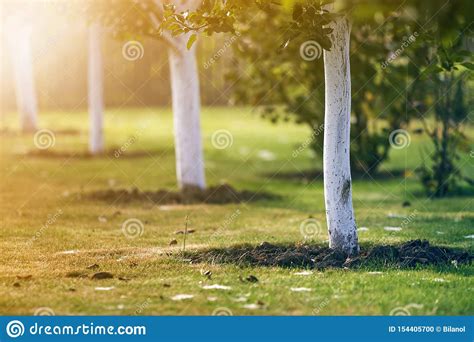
[6,18,38,132]
[168,34,206,190]
[88,22,104,155]
[323,10,359,255]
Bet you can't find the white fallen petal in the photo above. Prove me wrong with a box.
[436,231,445,235]
[207,296,218,302]
[367,272,383,275]
[95,286,115,291]
[57,250,79,255]
[232,296,248,302]
[242,304,261,310]
[387,213,406,219]
[290,287,312,292]
[202,284,232,290]
[171,294,194,301]
[358,227,369,232]
[294,271,313,276]
[464,235,474,239]
[433,278,447,283]
[257,150,276,161]
[159,206,174,211]
[384,226,402,232]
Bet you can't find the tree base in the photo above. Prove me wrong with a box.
[188,240,472,270]
[83,184,278,205]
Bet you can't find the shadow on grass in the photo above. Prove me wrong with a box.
[262,169,406,182]
[19,148,173,159]
[410,186,474,199]
[83,184,279,205]
[0,128,82,136]
[186,240,472,273]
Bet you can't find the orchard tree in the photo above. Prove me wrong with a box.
[86,0,206,189]
[319,2,359,253]
[4,9,38,132]
[227,4,424,176]
[161,0,473,253]
[404,1,474,197]
[88,22,105,155]
[160,0,361,254]
[167,0,206,190]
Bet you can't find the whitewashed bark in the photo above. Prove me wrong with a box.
[168,33,206,190]
[88,23,104,155]
[323,11,359,255]
[6,18,38,132]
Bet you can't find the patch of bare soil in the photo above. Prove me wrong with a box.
[189,240,472,270]
[84,184,278,205]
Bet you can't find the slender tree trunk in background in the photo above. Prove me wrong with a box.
[168,34,206,190]
[323,9,359,255]
[88,22,104,155]
[7,18,38,132]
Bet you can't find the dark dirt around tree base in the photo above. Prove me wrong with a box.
[188,239,472,269]
[83,184,278,205]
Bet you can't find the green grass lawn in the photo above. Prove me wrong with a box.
[0,107,473,315]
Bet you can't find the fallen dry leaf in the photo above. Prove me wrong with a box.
[91,272,114,280]
[86,264,100,270]
[65,271,87,278]
[16,275,32,280]
[245,275,259,283]
[175,229,196,235]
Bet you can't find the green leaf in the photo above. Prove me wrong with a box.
[187,34,197,50]
[460,62,474,70]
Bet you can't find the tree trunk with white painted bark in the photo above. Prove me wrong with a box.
[6,18,38,132]
[323,11,359,255]
[88,23,104,155]
[168,34,206,190]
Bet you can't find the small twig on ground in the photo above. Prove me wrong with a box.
[182,214,189,256]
